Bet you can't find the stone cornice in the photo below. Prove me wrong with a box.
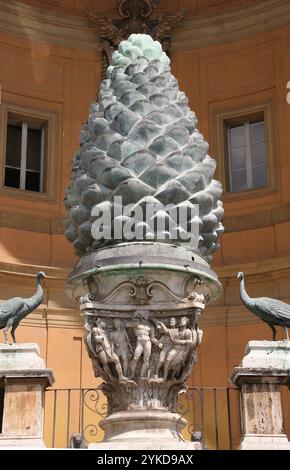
[0,256,290,328]
[18,301,290,328]
[0,369,55,386]
[0,260,70,281]
[0,210,65,234]
[199,305,251,326]
[0,0,290,51]
[1,253,290,283]
[215,254,290,281]
[223,205,290,233]
[1,203,290,238]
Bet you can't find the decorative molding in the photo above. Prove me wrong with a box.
[0,1,290,51]
[0,210,65,234]
[1,256,290,327]
[1,203,290,235]
[0,303,83,330]
[19,307,83,329]
[2,253,290,282]
[45,308,83,329]
[87,275,203,306]
[215,254,290,281]
[13,300,290,328]
[0,260,70,280]
[223,205,290,232]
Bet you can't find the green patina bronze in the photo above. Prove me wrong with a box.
[64,34,224,263]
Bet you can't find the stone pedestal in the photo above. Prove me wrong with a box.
[89,410,201,450]
[0,343,54,448]
[230,341,290,450]
[67,242,222,450]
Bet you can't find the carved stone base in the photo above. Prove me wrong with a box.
[89,440,200,450]
[89,410,200,450]
[67,243,222,450]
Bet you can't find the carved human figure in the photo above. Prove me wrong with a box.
[153,317,179,379]
[126,310,159,379]
[179,322,203,382]
[84,316,104,376]
[84,314,95,333]
[110,318,132,376]
[148,326,163,378]
[91,318,127,381]
[163,316,193,380]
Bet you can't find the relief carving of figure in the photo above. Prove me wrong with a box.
[179,320,203,382]
[153,317,179,379]
[90,318,128,382]
[126,310,159,379]
[110,318,132,376]
[148,326,163,379]
[162,316,193,381]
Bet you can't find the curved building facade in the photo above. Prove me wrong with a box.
[0,0,290,447]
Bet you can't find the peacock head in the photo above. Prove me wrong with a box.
[37,271,46,281]
[237,272,244,281]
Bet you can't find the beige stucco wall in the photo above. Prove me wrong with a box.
[0,0,289,447]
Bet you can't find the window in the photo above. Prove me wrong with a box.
[4,114,47,192]
[227,116,267,193]
[213,100,277,202]
[0,103,59,203]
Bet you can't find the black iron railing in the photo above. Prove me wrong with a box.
[44,386,242,449]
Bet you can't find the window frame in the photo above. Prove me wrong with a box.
[213,101,277,201]
[226,115,267,193]
[5,118,46,193]
[0,102,58,202]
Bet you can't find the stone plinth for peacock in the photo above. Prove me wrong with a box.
[64,34,224,449]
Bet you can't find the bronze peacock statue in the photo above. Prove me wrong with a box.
[0,271,46,344]
[237,271,290,340]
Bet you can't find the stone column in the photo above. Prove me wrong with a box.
[0,343,54,448]
[66,243,222,450]
[230,340,290,450]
